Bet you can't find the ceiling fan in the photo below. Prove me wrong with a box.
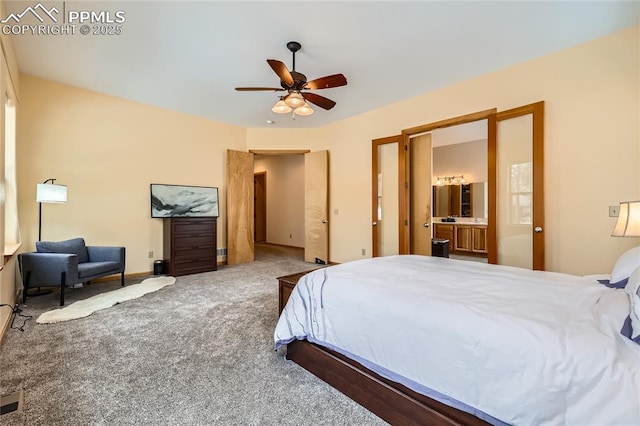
[235,41,347,115]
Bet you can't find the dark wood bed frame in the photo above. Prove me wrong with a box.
[286,340,490,425]
[279,272,490,425]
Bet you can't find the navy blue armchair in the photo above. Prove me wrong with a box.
[18,238,126,306]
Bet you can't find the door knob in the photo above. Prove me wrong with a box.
[322,220,328,224]
[372,222,377,226]
[534,226,543,233]
[423,223,430,228]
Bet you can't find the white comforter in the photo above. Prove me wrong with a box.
[274,255,640,426]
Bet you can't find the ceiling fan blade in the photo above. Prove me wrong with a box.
[304,74,347,90]
[302,92,336,110]
[235,87,284,91]
[267,59,294,87]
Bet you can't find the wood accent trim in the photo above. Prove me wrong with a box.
[91,271,155,284]
[495,101,545,270]
[487,113,497,264]
[400,135,409,254]
[249,150,310,155]
[401,109,496,136]
[532,101,545,271]
[262,242,304,250]
[371,135,402,257]
[287,340,489,426]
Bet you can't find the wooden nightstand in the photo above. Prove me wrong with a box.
[278,271,309,314]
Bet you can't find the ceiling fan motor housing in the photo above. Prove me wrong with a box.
[235,40,345,111]
[282,71,307,90]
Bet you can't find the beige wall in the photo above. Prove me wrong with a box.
[432,139,488,184]
[17,75,246,274]
[253,154,304,247]
[247,26,640,275]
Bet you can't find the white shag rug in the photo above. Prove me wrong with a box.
[37,276,176,324]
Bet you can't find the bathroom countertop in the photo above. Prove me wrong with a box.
[432,218,488,226]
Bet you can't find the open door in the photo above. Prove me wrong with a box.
[488,101,545,270]
[409,133,432,256]
[254,172,266,243]
[304,150,329,264]
[227,150,254,265]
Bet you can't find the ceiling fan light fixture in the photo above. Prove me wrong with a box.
[284,92,305,108]
[294,103,314,116]
[272,99,292,114]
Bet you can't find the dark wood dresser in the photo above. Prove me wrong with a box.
[163,217,217,276]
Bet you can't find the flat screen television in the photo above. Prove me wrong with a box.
[150,183,219,218]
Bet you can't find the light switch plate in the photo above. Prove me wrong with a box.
[609,205,619,217]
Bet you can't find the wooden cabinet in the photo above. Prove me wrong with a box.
[433,223,454,242]
[454,225,473,252]
[163,217,217,276]
[278,271,308,314]
[278,269,325,313]
[472,226,488,253]
[434,223,487,255]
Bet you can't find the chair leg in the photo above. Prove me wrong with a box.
[60,271,66,306]
[23,271,31,304]
[121,271,125,287]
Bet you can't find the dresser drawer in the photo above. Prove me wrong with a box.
[172,220,216,235]
[173,246,215,260]
[173,235,214,249]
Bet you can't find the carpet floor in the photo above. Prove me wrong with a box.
[0,244,386,425]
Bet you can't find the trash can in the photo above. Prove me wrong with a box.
[432,238,450,258]
[153,260,164,275]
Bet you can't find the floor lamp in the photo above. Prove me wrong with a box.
[32,178,68,296]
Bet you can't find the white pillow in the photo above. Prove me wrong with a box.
[625,266,640,339]
[611,246,640,283]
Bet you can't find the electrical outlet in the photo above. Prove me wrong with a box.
[289,234,292,239]
[361,248,366,256]
[609,205,619,217]
[148,251,153,258]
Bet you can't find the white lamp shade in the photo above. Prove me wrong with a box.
[294,103,314,116]
[612,200,640,237]
[36,183,67,203]
[284,92,305,108]
[271,99,292,114]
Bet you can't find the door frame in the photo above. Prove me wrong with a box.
[227,149,315,264]
[488,101,545,269]
[371,135,403,257]
[400,109,497,254]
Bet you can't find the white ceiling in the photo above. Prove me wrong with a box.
[6,1,639,129]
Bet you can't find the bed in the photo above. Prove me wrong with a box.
[274,254,640,425]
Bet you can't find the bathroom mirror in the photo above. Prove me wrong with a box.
[432,181,487,218]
